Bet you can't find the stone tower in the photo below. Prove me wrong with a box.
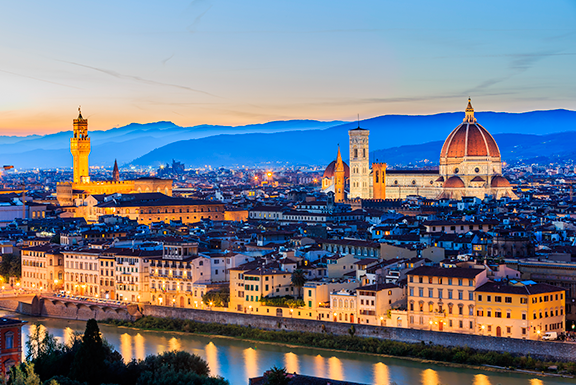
[372,163,387,200]
[70,107,91,184]
[348,124,370,199]
[334,145,345,203]
[112,159,120,182]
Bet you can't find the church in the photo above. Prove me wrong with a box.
[56,109,172,206]
[322,99,517,202]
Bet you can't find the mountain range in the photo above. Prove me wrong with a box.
[1,110,575,169]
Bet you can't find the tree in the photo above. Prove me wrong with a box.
[68,319,106,385]
[142,351,210,377]
[290,269,306,298]
[7,362,42,385]
[348,325,356,337]
[263,366,290,385]
[202,288,230,308]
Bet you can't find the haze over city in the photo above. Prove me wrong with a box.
[1,0,575,134]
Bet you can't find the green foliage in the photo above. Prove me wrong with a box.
[0,253,21,281]
[69,319,106,385]
[104,316,576,375]
[142,351,210,377]
[202,288,230,308]
[259,296,304,308]
[348,325,356,337]
[19,319,225,385]
[7,362,41,385]
[290,269,307,298]
[263,366,289,385]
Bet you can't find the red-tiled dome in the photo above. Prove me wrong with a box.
[440,100,500,159]
[444,176,465,188]
[491,175,511,187]
[323,160,350,179]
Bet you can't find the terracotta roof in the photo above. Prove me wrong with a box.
[444,176,465,188]
[491,175,511,188]
[471,176,485,182]
[476,281,564,295]
[440,113,500,159]
[323,160,350,179]
[407,266,484,279]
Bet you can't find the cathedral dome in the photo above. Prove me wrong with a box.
[440,100,500,159]
[491,175,511,188]
[323,160,350,179]
[444,176,465,188]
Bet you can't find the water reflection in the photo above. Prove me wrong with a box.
[313,354,326,379]
[120,333,132,363]
[134,333,145,361]
[168,337,181,351]
[473,374,492,385]
[328,356,343,381]
[374,362,390,385]
[205,342,219,377]
[529,380,544,385]
[63,327,75,347]
[243,348,258,380]
[284,352,299,374]
[422,368,439,385]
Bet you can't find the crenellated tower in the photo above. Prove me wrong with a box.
[70,107,91,184]
[348,124,370,199]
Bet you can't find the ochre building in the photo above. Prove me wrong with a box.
[56,109,172,206]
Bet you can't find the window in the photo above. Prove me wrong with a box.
[487,295,491,302]
[495,296,502,303]
[5,332,14,349]
[448,278,453,286]
[458,279,463,286]
[505,297,512,303]
[478,294,482,301]
[428,289,433,298]
[448,290,453,299]
[495,311,502,318]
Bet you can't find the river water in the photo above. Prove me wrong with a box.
[1,311,574,385]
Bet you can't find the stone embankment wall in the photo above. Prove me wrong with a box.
[142,305,576,361]
[39,299,134,321]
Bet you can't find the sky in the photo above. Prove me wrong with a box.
[1,0,575,135]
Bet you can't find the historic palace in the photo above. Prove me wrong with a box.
[56,109,173,206]
[322,99,518,201]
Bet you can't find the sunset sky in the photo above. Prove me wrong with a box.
[1,0,575,135]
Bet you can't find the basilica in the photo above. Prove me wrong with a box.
[322,99,517,201]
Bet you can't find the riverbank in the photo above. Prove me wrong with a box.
[104,316,576,378]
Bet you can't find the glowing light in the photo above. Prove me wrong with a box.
[373,362,390,385]
[284,352,299,374]
[328,357,343,381]
[474,374,493,385]
[422,369,440,385]
[120,333,132,363]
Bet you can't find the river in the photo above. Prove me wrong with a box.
[2,311,574,385]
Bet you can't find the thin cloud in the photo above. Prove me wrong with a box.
[0,69,82,89]
[58,60,221,98]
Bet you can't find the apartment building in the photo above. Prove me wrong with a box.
[475,280,565,340]
[62,248,101,296]
[407,266,488,334]
[21,245,63,292]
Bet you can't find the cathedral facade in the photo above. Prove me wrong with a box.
[56,109,172,206]
[323,100,517,201]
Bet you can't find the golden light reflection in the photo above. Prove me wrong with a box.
[157,344,166,354]
[421,368,439,385]
[314,355,326,378]
[244,348,259,380]
[284,352,299,374]
[529,380,544,385]
[134,333,145,361]
[328,356,343,381]
[205,342,219,377]
[473,374,492,385]
[168,337,181,352]
[373,362,390,385]
[120,333,132,363]
[63,327,75,347]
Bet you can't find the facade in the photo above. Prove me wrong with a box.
[21,245,63,292]
[475,281,565,340]
[0,318,26,377]
[406,266,488,334]
[322,100,518,201]
[56,109,173,207]
[95,193,225,225]
[112,248,158,302]
[62,248,101,296]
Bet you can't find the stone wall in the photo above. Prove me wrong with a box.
[142,305,576,361]
[40,298,134,321]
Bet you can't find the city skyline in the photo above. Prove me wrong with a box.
[1,0,575,135]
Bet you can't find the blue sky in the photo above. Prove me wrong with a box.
[1,0,575,134]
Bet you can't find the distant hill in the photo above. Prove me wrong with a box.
[0,120,343,168]
[131,110,576,167]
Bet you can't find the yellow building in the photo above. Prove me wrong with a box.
[21,245,64,292]
[475,280,565,340]
[57,109,173,207]
[407,266,488,334]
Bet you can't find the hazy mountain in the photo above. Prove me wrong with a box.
[131,110,576,167]
[0,120,343,168]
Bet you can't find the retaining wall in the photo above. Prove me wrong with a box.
[40,298,135,321]
[142,305,576,361]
